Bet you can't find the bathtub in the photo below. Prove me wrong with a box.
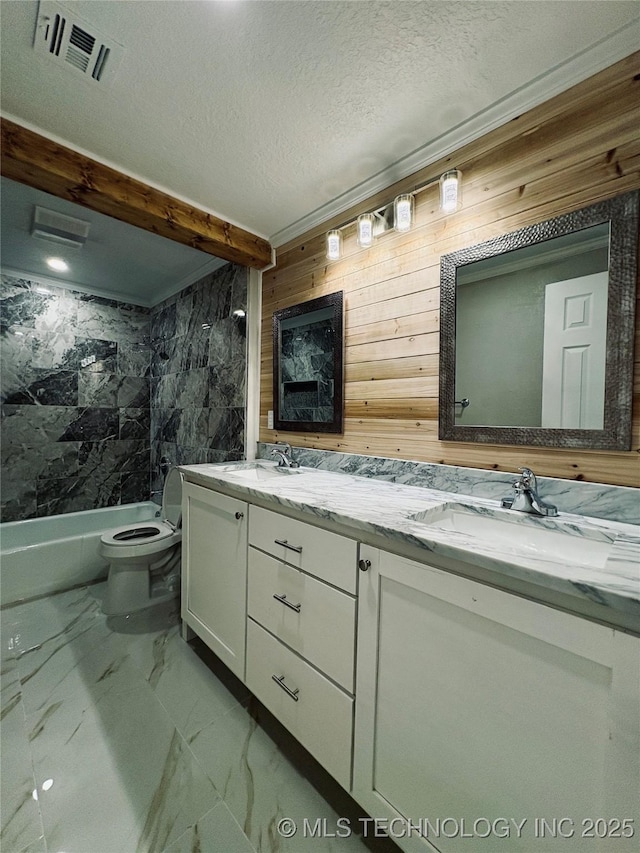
[0,502,160,606]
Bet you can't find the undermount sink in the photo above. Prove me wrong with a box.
[220,462,303,481]
[407,502,616,570]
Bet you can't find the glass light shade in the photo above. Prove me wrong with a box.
[357,213,375,248]
[439,169,462,213]
[326,230,342,260]
[46,257,68,272]
[394,194,414,232]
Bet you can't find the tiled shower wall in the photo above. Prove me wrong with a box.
[1,274,151,521]
[1,263,248,522]
[150,263,248,496]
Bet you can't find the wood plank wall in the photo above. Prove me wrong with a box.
[260,53,640,487]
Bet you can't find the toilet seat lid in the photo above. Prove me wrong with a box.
[162,467,183,529]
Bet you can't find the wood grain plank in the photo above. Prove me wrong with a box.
[260,54,640,487]
[1,118,273,269]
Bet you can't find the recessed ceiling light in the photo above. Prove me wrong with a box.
[46,257,69,272]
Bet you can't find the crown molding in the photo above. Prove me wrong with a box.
[269,25,639,248]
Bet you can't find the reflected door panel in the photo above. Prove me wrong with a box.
[542,272,608,429]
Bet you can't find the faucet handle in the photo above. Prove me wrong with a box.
[517,467,537,490]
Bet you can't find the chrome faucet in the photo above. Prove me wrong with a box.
[501,467,558,517]
[271,442,299,468]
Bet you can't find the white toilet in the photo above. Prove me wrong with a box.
[100,467,183,615]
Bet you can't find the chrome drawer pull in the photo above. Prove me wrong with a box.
[274,538,303,554]
[273,593,302,613]
[272,674,300,701]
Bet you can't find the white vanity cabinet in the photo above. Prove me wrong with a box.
[353,546,640,853]
[245,506,358,789]
[181,481,248,680]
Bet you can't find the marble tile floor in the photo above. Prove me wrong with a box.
[1,585,395,853]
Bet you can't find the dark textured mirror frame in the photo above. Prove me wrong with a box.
[439,190,639,450]
[272,290,344,433]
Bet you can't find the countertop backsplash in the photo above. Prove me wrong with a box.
[257,443,639,526]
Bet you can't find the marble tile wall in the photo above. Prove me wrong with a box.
[1,275,151,521]
[1,263,250,521]
[150,263,248,496]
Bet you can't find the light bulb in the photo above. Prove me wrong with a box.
[326,230,342,261]
[394,194,414,232]
[46,257,68,272]
[439,169,462,213]
[357,213,375,248]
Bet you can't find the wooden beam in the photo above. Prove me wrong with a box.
[0,118,272,270]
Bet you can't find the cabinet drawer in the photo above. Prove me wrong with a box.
[246,618,353,789]
[248,548,356,692]
[248,506,357,593]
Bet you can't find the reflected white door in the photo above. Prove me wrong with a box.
[541,271,608,429]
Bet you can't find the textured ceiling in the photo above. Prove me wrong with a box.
[1,1,638,267]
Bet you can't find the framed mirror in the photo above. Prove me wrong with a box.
[439,190,639,450]
[273,291,344,433]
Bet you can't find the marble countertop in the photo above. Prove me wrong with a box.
[180,461,640,633]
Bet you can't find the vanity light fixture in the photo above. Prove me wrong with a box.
[325,168,462,261]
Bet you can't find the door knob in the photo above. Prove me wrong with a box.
[358,559,371,572]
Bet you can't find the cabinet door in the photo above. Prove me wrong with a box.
[182,482,248,680]
[353,547,639,853]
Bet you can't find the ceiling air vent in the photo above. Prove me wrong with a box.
[32,206,91,248]
[33,1,124,86]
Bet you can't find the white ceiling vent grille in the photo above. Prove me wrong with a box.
[33,1,124,86]
[32,206,91,248]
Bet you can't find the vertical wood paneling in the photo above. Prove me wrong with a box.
[260,54,640,487]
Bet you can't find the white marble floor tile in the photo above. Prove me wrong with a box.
[13,587,114,715]
[11,587,107,654]
[1,651,21,721]
[164,801,255,853]
[189,700,369,852]
[0,679,44,853]
[89,588,252,745]
[1,607,20,665]
[20,837,48,853]
[28,684,220,853]
[18,629,148,717]
[2,585,379,853]
[129,625,251,745]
